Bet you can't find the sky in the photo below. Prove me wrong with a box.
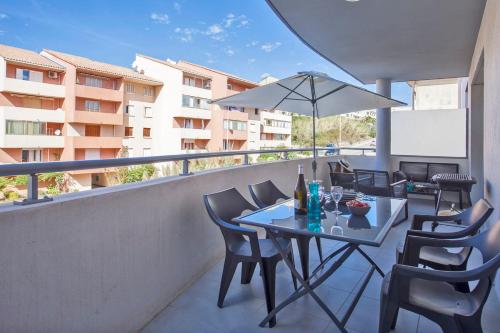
[0,0,411,104]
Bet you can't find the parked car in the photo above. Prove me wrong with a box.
[325,143,339,156]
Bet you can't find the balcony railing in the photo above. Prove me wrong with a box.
[0,147,374,205]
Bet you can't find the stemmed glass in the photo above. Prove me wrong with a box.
[330,186,343,215]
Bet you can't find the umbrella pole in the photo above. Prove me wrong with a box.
[309,75,318,181]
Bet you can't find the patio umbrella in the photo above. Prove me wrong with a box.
[211,71,405,180]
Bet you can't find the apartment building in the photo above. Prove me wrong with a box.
[0,45,66,166]
[133,55,292,155]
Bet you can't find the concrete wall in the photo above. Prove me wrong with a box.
[468,0,500,223]
[391,108,467,157]
[0,155,354,333]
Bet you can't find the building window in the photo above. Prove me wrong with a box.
[227,83,233,90]
[265,119,291,128]
[143,148,151,157]
[144,106,152,118]
[125,127,133,137]
[182,95,210,110]
[143,127,151,137]
[224,106,245,112]
[5,120,47,135]
[183,76,195,87]
[84,76,103,88]
[223,120,247,131]
[16,69,43,82]
[273,134,287,140]
[182,140,195,150]
[144,87,154,97]
[183,119,193,129]
[255,108,259,115]
[21,149,43,163]
[85,100,100,112]
[85,125,100,137]
[126,83,135,94]
[125,105,135,116]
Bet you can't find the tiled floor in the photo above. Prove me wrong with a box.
[142,199,500,333]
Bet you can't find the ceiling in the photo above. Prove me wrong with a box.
[267,0,486,84]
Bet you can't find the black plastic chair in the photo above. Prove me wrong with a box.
[380,221,500,333]
[203,187,297,327]
[328,161,355,190]
[249,180,323,280]
[396,198,494,292]
[354,169,408,222]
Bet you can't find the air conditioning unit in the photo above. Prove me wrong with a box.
[48,71,58,79]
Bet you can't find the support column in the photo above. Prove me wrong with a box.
[375,79,392,171]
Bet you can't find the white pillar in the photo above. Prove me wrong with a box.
[375,79,392,171]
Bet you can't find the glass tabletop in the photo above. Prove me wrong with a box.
[233,197,406,247]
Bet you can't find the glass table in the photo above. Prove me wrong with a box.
[233,196,407,332]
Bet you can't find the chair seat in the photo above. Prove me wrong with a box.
[397,240,468,267]
[230,237,291,258]
[382,272,476,317]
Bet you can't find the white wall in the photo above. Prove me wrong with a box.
[391,109,467,157]
[0,156,346,333]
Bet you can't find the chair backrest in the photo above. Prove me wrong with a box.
[204,188,257,226]
[427,163,459,182]
[354,169,392,197]
[328,160,352,173]
[455,198,494,235]
[399,162,428,182]
[330,172,355,189]
[248,180,290,209]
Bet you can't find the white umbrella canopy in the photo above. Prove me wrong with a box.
[211,71,406,179]
[212,71,405,117]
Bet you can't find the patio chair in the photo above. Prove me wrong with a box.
[353,169,408,222]
[203,187,297,327]
[379,221,500,333]
[249,180,323,279]
[328,161,355,190]
[396,198,494,292]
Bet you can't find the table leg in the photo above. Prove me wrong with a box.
[263,232,350,332]
[435,190,443,216]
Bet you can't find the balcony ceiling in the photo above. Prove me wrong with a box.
[267,0,486,84]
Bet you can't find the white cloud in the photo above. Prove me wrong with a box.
[0,13,7,20]
[207,24,223,35]
[223,13,248,28]
[173,2,181,13]
[248,58,256,64]
[224,48,235,56]
[150,13,169,24]
[296,62,303,66]
[261,42,282,53]
[246,40,259,47]
[174,27,198,42]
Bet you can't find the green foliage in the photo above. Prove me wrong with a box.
[14,175,28,186]
[292,114,376,147]
[257,152,280,162]
[39,172,64,182]
[120,164,157,183]
[44,185,60,196]
[0,177,10,190]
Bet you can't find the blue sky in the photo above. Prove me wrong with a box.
[0,0,411,103]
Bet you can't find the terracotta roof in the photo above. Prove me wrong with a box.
[0,44,65,71]
[177,60,258,87]
[44,50,163,85]
[137,54,213,79]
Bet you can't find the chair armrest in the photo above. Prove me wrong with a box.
[402,234,475,266]
[393,170,408,182]
[406,228,469,239]
[411,214,462,230]
[224,219,262,258]
[390,179,407,187]
[393,259,498,283]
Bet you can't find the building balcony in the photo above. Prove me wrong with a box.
[0,77,65,98]
[68,110,123,126]
[67,136,122,149]
[260,139,291,148]
[0,134,64,148]
[224,129,247,141]
[181,85,212,99]
[0,106,65,123]
[75,84,122,102]
[260,110,291,122]
[261,125,291,135]
[176,128,211,140]
[172,107,212,120]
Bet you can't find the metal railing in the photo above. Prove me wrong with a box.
[0,147,375,205]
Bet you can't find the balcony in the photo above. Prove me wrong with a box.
[176,128,211,140]
[0,77,65,98]
[260,110,291,122]
[173,107,212,120]
[260,139,290,148]
[181,84,212,99]
[224,129,247,141]
[67,135,122,149]
[0,106,65,123]
[69,110,123,126]
[75,84,122,102]
[261,124,291,135]
[0,134,64,148]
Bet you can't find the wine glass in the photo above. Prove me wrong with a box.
[330,186,343,215]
